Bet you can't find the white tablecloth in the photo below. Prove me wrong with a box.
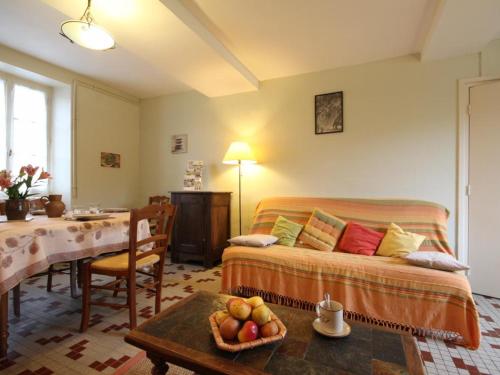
[0,213,149,294]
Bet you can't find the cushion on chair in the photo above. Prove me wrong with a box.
[297,208,346,251]
[91,252,160,272]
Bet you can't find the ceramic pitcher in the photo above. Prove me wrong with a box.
[41,194,66,218]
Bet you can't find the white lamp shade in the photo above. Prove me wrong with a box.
[61,20,115,50]
[223,141,257,165]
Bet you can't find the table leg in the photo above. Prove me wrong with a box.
[70,261,79,298]
[147,353,169,375]
[77,259,83,288]
[0,292,8,358]
[13,284,20,317]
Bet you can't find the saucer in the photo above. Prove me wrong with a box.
[312,318,351,338]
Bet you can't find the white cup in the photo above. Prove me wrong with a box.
[315,300,344,333]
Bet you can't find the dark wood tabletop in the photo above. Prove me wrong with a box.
[125,291,424,375]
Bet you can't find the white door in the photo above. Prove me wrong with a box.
[469,80,500,298]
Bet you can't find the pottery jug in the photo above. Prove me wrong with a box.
[41,195,66,218]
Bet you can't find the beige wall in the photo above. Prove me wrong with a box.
[482,39,500,77]
[140,43,500,246]
[73,84,140,208]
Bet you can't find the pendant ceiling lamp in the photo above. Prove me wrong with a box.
[60,0,115,51]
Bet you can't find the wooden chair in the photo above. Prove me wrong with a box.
[148,196,169,234]
[80,204,177,332]
[149,196,169,205]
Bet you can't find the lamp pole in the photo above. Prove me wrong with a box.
[238,160,242,235]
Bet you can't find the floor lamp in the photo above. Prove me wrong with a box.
[223,141,257,235]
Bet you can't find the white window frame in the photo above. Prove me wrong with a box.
[0,71,52,195]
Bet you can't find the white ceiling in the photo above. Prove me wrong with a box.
[420,0,500,61]
[0,0,499,98]
[186,0,435,81]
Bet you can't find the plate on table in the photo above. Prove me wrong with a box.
[71,213,112,221]
[0,216,34,222]
[101,208,129,213]
[312,318,351,338]
[31,209,46,215]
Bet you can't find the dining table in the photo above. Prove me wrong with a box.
[0,212,150,358]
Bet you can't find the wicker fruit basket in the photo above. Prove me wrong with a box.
[209,310,287,352]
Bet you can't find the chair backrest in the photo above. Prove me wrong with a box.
[148,196,170,234]
[149,195,170,205]
[128,204,177,275]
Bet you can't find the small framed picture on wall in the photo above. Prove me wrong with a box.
[100,152,121,168]
[171,134,188,154]
[315,91,343,134]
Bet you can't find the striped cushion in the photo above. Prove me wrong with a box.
[297,209,346,251]
[250,197,454,255]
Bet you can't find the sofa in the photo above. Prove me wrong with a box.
[221,197,480,349]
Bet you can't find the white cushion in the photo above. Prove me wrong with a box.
[405,251,469,272]
[228,234,278,247]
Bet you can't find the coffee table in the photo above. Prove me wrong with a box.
[125,291,424,375]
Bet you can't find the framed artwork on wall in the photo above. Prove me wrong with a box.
[315,91,343,134]
[171,134,188,154]
[100,152,120,168]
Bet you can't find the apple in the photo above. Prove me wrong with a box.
[215,310,230,326]
[237,321,259,342]
[229,299,252,320]
[246,296,264,308]
[219,316,240,340]
[251,304,270,326]
[226,297,242,311]
[260,321,279,338]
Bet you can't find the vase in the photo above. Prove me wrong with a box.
[5,199,30,221]
[41,194,66,218]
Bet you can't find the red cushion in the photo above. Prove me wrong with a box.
[337,222,384,256]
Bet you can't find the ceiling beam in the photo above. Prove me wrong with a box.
[160,0,259,90]
[420,0,500,62]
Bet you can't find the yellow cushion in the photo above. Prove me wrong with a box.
[376,223,425,257]
[91,252,160,272]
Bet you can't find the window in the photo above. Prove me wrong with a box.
[0,74,50,194]
[11,85,48,173]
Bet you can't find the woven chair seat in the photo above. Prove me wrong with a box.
[91,252,159,272]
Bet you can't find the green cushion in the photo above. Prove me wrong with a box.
[270,216,304,247]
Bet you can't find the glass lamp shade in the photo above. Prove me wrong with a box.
[60,20,115,50]
[223,141,257,165]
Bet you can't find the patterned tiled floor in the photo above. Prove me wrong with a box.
[1,258,499,375]
[417,294,500,375]
[0,258,221,374]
